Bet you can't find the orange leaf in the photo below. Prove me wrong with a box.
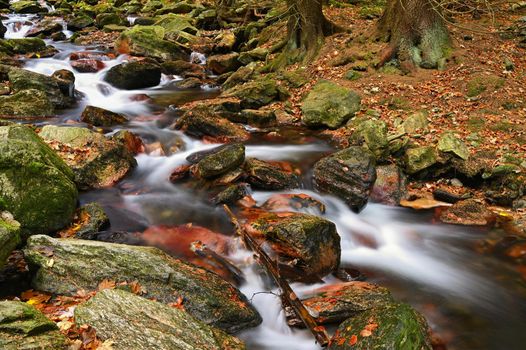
[97,279,116,291]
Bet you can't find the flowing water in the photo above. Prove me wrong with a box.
[3,11,526,350]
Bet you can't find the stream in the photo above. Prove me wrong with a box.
[3,10,526,350]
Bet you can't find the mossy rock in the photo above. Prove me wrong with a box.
[466,74,505,98]
[0,300,68,350]
[301,80,361,129]
[328,302,432,350]
[401,111,429,134]
[115,25,188,61]
[0,214,20,268]
[75,289,245,350]
[195,143,245,179]
[80,105,128,126]
[10,0,45,14]
[154,14,198,42]
[0,38,46,54]
[349,118,389,160]
[437,132,469,160]
[224,77,289,109]
[67,15,94,31]
[248,212,340,279]
[244,158,300,190]
[95,13,126,28]
[104,61,161,90]
[73,202,110,239]
[24,235,262,333]
[0,89,54,117]
[404,146,438,175]
[38,125,137,190]
[313,146,376,212]
[0,125,77,235]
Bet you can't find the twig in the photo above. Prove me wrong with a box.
[223,205,330,347]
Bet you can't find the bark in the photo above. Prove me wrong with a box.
[377,0,452,69]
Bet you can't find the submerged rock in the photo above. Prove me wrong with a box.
[302,80,361,129]
[104,61,161,90]
[39,125,136,190]
[247,212,340,280]
[313,147,376,212]
[80,105,128,127]
[0,300,67,350]
[244,158,300,190]
[75,289,246,350]
[0,214,20,268]
[328,302,432,350]
[0,125,77,235]
[24,235,261,332]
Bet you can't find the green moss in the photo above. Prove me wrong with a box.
[466,75,505,97]
[467,116,485,131]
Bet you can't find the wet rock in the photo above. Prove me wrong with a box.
[71,59,106,73]
[313,147,376,212]
[0,38,46,54]
[39,125,137,190]
[439,199,495,226]
[247,212,340,280]
[24,235,261,332]
[290,282,393,325]
[484,171,525,206]
[173,108,250,142]
[104,61,161,90]
[112,130,145,155]
[115,25,188,61]
[438,132,469,160]
[75,289,246,350]
[95,13,125,28]
[240,109,277,127]
[224,78,289,109]
[172,77,202,89]
[67,15,94,31]
[0,214,20,268]
[0,301,68,350]
[211,184,248,205]
[80,105,128,127]
[0,22,5,39]
[370,164,407,205]
[245,158,300,190]
[10,0,45,14]
[5,65,75,110]
[404,146,438,175]
[0,125,77,235]
[207,52,241,74]
[222,64,256,90]
[161,59,205,77]
[51,69,75,97]
[26,18,63,37]
[328,302,432,350]
[302,80,361,129]
[73,203,110,239]
[195,143,245,179]
[0,89,54,117]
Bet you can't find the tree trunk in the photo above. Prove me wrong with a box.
[377,0,451,69]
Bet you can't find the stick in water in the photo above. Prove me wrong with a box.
[223,205,330,347]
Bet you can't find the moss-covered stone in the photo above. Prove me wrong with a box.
[224,77,289,109]
[115,25,188,61]
[208,52,241,75]
[154,14,198,43]
[248,212,340,279]
[313,147,376,212]
[74,202,110,239]
[437,132,469,160]
[401,110,429,134]
[0,38,46,54]
[0,300,68,350]
[404,146,438,174]
[67,15,94,31]
[80,105,128,127]
[75,289,245,350]
[349,118,389,160]
[196,143,245,179]
[466,74,505,98]
[244,158,300,190]
[24,235,261,333]
[0,125,77,235]
[0,214,20,268]
[104,61,161,90]
[301,80,361,129]
[0,89,54,117]
[38,125,137,190]
[328,302,432,350]
[10,0,45,14]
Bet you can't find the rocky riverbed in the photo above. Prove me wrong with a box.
[0,1,526,349]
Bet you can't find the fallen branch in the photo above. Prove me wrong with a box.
[223,205,330,347]
[190,240,245,285]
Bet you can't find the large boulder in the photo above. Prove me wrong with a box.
[75,289,246,350]
[24,235,261,332]
[0,125,77,235]
[0,38,46,54]
[0,213,20,268]
[328,302,432,350]
[38,125,137,190]
[0,301,68,350]
[10,0,45,14]
[301,80,361,129]
[0,89,54,117]
[246,212,340,280]
[104,61,161,90]
[313,147,376,212]
[115,25,188,61]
